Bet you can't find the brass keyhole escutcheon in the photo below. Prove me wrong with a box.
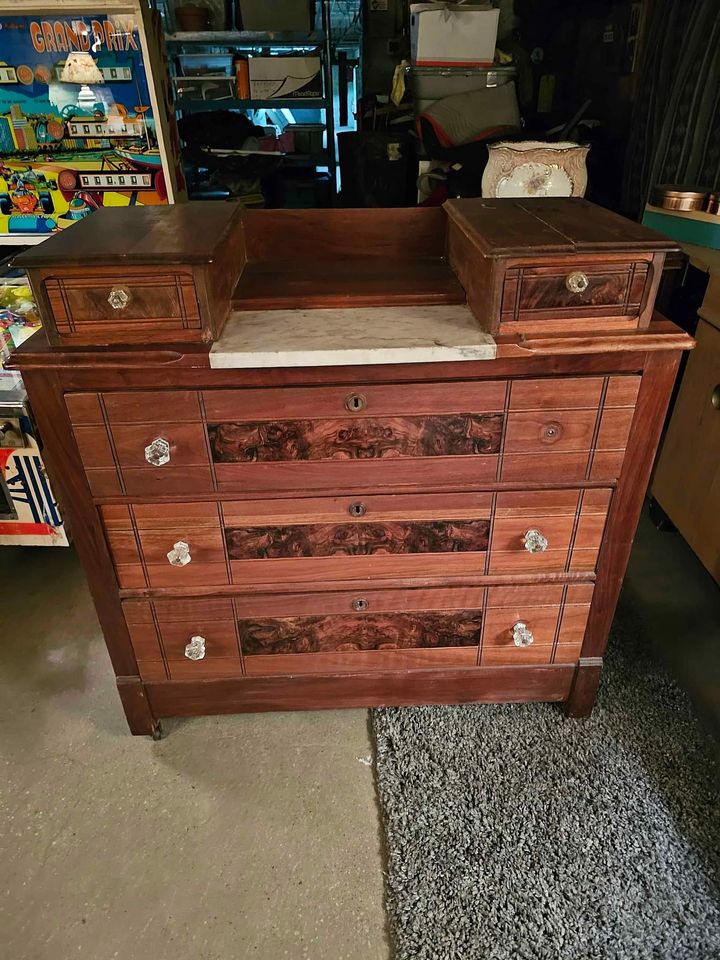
[345,393,367,412]
[712,385,720,410]
[348,502,367,517]
[352,597,369,612]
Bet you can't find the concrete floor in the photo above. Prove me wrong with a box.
[1,507,718,960]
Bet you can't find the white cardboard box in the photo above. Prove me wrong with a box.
[248,57,322,100]
[410,4,499,67]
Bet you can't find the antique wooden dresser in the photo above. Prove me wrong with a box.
[14,199,693,737]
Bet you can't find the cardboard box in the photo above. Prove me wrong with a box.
[410,4,499,67]
[248,56,322,99]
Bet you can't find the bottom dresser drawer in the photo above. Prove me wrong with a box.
[122,583,592,681]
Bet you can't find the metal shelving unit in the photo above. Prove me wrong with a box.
[174,97,326,112]
[166,2,337,198]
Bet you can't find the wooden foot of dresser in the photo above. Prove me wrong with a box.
[117,678,162,739]
[563,657,604,718]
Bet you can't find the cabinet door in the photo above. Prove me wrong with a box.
[653,318,720,582]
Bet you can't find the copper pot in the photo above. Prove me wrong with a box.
[706,193,720,216]
[650,184,708,211]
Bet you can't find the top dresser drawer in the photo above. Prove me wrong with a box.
[445,197,676,335]
[66,375,640,498]
[16,202,245,347]
[499,257,649,325]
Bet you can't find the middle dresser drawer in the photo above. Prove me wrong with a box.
[102,487,611,589]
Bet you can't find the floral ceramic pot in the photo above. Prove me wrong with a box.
[482,141,590,198]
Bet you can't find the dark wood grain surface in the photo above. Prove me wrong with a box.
[444,198,679,257]
[208,413,504,463]
[225,518,490,560]
[239,609,484,655]
[233,259,465,311]
[15,201,244,266]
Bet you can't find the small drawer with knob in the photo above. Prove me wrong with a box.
[122,597,243,681]
[19,203,245,347]
[66,390,213,497]
[480,583,593,665]
[488,488,612,574]
[41,270,203,345]
[499,258,652,329]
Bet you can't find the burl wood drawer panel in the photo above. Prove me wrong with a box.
[68,374,640,497]
[123,582,593,680]
[500,258,650,324]
[102,487,610,589]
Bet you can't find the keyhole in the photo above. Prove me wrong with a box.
[345,393,367,412]
[349,502,367,517]
[352,597,369,612]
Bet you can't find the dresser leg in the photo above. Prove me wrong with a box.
[564,658,603,718]
[116,678,162,738]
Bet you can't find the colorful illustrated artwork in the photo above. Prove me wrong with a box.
[0,417,68,546]
[0,12,171,237]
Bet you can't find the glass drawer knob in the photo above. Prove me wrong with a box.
[523,528,548,553]
[565,271,589,294]
[512,621,534,647]
[184,635,206,661]
[108,286,131,310]
[144,437,170,466]
[167,540,191,566]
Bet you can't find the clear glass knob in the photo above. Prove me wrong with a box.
[144,437,170,466]
[523,528,549,553]
[565,271,590,294]
[107,286,131,310]
[184,635,206,661]
[512,621,534,647]
[167,540,191,566]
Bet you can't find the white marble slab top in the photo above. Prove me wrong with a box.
[210,305,496,369]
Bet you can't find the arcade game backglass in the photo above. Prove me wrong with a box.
[0,1,184,242]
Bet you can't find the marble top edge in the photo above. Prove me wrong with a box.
[210,303,496,369]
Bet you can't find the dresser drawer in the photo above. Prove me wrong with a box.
[21,202,245,347]
[103,492,494,589]
[102,487,611,589]
[122,582,593,681]
[44,271,200,331]
[500,258,650,325]
[68,374,639,497]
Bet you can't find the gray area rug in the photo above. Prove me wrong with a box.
[372,605,720,960]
